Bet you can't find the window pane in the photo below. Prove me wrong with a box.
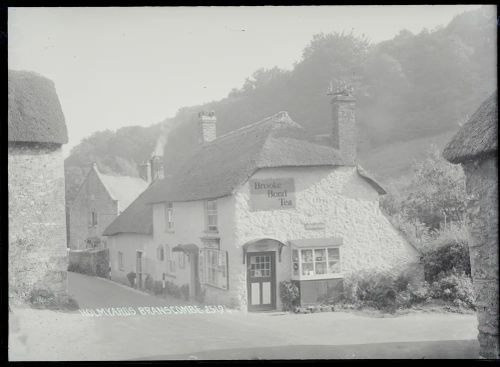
[315,262,327,275]
[328,248,339,261]
[314,249,326,262]
[302,262,314,276]
[301,249,313,262]
[328,261,340,273]
[207,200,217,211]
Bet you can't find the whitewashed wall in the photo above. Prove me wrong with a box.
[233,166,421,310]
[108,233,152,286]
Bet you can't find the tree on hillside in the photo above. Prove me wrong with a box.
[382,147,466,232]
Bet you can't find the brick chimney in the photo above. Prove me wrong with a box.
[138,160,151,184]
[198,111,216,144]
[328,83,357,166]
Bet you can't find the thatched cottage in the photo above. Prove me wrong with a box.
[68,162,148,250]
[8,70,69,303]
[443,91,498,359]
[104,90,420,311]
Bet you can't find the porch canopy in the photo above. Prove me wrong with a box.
[172,243,199,254]
[242,238,287,263]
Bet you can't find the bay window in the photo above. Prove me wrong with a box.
[199,248,228,290]
[292,246,341,280]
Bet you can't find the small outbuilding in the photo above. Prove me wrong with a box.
[443,91,498,359]
[8,70,69,303]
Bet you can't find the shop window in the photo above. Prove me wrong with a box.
[199,248,228,290]
[118,251,124,271]
[165,202,174,231]
[206,200,218,232]
[292,246,341,280]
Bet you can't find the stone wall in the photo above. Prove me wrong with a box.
[69,168,117,250]
[463,157,499,359]
[68,248,110,277]
[8,142,68,303]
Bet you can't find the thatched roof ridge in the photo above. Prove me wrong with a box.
[142,111,349,204]
[8,70,68,144]
[443,91,498,164]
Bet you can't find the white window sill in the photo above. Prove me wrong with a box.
[291,273,344,281]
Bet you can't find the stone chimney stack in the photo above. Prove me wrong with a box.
[328,81,357,166]
[150,156,164,181]
[138,160,151,184]
[198,111,217,144]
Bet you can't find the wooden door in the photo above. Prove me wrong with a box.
[247,252,276,311]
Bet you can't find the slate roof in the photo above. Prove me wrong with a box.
[102,185,155,236]
[443,91,498,164]
[8,70,68,144]
[104,111,386,236]
[93,165,148,212]
[95,170,148,213]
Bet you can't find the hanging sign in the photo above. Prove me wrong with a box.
[249,178,295,211]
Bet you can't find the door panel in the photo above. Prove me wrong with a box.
[247,251,276,311]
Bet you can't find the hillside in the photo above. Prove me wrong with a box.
[64,6,497,204]
[359,130,458,185]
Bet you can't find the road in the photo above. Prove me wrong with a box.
[9,272,480,360]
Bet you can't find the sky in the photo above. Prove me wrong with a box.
[8,5,483,156]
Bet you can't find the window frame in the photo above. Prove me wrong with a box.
[165,244,175,274]
[205,200,218,232]
[199,248,228,290]
[291,246,342,281]
[164,202,174,231]
[118,251,124,271]
[89,210,98,227]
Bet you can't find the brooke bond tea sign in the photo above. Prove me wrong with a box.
[250,178,295,211]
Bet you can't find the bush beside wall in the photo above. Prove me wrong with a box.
[68,249,110,278]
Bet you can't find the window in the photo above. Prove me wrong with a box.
[157,245,164,261]
[165,244,175,273]
[178,252,186,269]
[206,200,218,232]
[165,202,174,231]
[199,248,228,290]
[89,210,98,227]
[118,251,124,271]
[291,247,341,280]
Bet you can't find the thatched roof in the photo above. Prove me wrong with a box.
[8,70,68,144]
[104,111,386,235]
[443,91,498,164]
[142,111,346,204]
[142,111,385,204]
[102,186,154,236]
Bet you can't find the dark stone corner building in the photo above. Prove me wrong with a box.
[443,91,498,359]
[8,70,69,303]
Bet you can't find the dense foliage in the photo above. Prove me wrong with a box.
[279,280,300,311]
[64,7,496,205]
